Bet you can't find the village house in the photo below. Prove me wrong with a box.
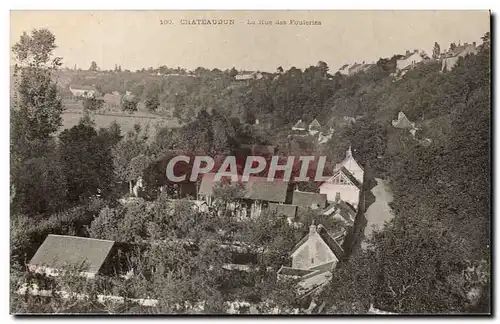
[308,118,321,136]
[392,111,416,129]
[319,166,362,210]
[441,42,478,72]
[277,223,345,295]
[235,71,263,81]
[317,147,364,209]
[197,173,292,218]
[69,84,97,98]
[28,234,123,279]
[291,119,307,132]
[333,146,364,184]
[337,62,373,76]
[396,49,428,71]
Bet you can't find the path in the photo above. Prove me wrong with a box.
[361,178,394,248]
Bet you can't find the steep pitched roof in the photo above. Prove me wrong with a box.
[335,147,364,172]
[322,200,357,225]
[292,119,307,130]
[29,234,115,275]
[292,191,327,209]
[392,111,415,129]
[309,119,321,129]
[198,173,289,203]
[269,203,298,218]
[289,224,344,260]
[321,167,362,189]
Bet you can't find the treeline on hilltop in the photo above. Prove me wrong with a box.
[10,28,490,313]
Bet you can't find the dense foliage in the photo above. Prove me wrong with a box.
[10,28,490,314]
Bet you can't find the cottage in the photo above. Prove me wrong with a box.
[441,43,478,72]
[392,111,416,129]
[235,71,263,81]
[28,234,115,279]
[292,119,307,132]
[69,85,97,98]
[292,190,327,210]
[198,173,291,218]
[277,223,345,294]
[308,119,321,135]
[396,50,425,71]
[333,146,364,184]
[319,166,362,210]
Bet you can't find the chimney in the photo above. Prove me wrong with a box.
[405,50,410,56]
[309,220,317,234]
[335,192,341,203]
[473,41,476,48]
[346,145,352,158]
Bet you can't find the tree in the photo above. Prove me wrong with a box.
[58,120,115,202]
[432,42,441,59]
[229,67,238,78]
[89,61,98,72]
[82,97,104,112]
[11,29,64,165]
[121,96,139,113]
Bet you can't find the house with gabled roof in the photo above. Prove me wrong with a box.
[69,84,97,98]
[277,223,345,295]
[334,146,364,184]
[392,111,416,130]
[198,173,291,218]
[441,42,478,72]
[28,234,116,279]
[308,119,321,136]
[322,200,357,226]
[292,119,307,132]
[319,165,362,210]
[396,49,428,71]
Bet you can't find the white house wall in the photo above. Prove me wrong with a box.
[291,232,338,269]
[320,184,360,209]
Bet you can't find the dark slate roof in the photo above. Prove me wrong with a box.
[289,225,344,260]
[323,200,357,225]
[338,167,362,189]
[198,173,289,203]
[29,234,115,274]
[292,191,327,209]
[269,203,298,218]
[317,225,345,260]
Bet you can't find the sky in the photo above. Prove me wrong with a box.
[10,10,490,72]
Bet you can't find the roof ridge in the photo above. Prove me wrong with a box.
[48,234,115,244]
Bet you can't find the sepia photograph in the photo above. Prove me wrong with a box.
[9,10,491,315]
